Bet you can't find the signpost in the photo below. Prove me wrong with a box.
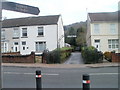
[0,1,40,89]
[2,1,40,15]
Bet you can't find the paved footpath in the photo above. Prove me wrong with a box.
[64,52,84,64]
[2,62,118,68]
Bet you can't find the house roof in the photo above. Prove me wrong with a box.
[2,15,60,28]
[88,12,118,22]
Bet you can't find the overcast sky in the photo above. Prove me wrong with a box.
[2,0,119,25]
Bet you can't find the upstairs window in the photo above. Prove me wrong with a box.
[13,27,19,39]
[110,24,116,34]
[94,24,99,34]
[1,30,5,39]
[22,28,27,37]
[38,27,44,36]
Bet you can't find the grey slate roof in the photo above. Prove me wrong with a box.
[88,12,118,22]
[2,15,60,28]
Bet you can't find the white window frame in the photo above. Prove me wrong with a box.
[94,24,99,34]
[22,41,26,45]
[110,24,116,34]
[22,28,27,37]
[1,29,5,39]
[1,42,8,53]
[13,27,19,38]
[38,27,44,36]
[108,39,119,49]
[35,42,46,52]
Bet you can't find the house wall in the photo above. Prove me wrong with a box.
[2,16,65,55]
[57,15,65,48]
[2,27,20,52]
[19,25,58,55]
[87,21,118,53]
[86,15,91,47]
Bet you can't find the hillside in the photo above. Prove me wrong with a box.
[64,21,87,48]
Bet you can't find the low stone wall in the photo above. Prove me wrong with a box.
[111,53,120,62]
[2,52,35,63]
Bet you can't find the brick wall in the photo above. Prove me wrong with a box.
[2,52,35,63]
[111,53,120,62]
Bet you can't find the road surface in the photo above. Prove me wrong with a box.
[2,66,118,89]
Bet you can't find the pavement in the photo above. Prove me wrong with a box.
[2,62,119,68]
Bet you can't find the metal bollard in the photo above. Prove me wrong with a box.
[83,74,90,90]
[36,70,42,90]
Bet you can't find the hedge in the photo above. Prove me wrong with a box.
[42,47,73,64]
[81,46,103,64]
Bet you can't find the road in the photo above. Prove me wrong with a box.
[64,52,84,64]
[2,66,118,89]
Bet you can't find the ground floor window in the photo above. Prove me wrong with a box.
[1,42,8,53]
[108,39,119,49]
[35,42,46,52]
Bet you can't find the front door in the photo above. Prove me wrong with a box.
[13,42,19,52]
[94,40,100,51]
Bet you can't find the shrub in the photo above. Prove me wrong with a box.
[42,47,73,64]
[81,46,103,64]
[103,52,112,62]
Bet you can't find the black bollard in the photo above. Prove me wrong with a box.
[36,70,42,90]
[83,74,90,90]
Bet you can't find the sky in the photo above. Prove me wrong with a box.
[2,0,119,25]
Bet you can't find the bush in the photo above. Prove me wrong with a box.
[103,52,112,62]
[81,46,103,64]
[42,47,73,64]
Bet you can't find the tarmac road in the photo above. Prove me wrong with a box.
[2,66,118,89]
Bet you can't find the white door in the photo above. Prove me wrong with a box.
[94,40,100,51]
[13,42,19,52]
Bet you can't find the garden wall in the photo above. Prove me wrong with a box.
[2,52,35,63]
[111,53,120,62]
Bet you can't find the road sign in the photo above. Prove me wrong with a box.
[2,1,40,15]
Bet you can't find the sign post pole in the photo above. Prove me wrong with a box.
[0,0,2,89]
[0,1,40,89]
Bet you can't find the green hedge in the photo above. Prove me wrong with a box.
[81,46,103,64]
[42,47,73,64]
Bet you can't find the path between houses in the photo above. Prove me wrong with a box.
[64,52,84,64]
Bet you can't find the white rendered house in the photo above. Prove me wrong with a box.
[2,15,65,55]
[86,12,119,53]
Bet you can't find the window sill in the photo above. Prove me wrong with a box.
[12,37,19,39]
[21,36,28,38]
[37,35,44,37]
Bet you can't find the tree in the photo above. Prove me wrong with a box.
[76,27,86,48]
[65,27,76,46]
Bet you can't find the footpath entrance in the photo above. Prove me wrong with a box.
[64,52,84,64]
